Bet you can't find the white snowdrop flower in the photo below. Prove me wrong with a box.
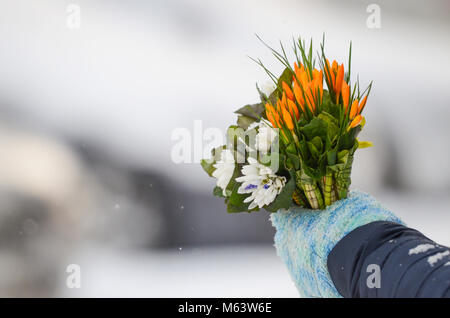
[240,121,260,154]
[247,121,261,131]
[235,148,246,164]
[212,149,235,196]
[244,121,277,155]
[256,123,277,154]
[236,157,286,209]
[259,81,276,97]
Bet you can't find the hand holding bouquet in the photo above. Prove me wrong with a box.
[201,37,372,212]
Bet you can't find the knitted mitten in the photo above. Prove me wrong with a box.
[270,190,404,298]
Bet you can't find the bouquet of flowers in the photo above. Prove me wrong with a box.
[201,37,373,212]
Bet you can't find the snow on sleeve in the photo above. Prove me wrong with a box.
[408,244,435,255]
[427,250,450,267]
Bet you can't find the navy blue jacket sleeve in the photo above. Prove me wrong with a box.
[327,221,450,298]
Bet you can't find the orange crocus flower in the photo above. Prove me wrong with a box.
[282,81,294,101]
[265,60,327,131]
[277,93,287,111]
[292,80,306,112]
[294,63,306,82]
[334,64,344,102]
[349,99,359,119]
[312,74,323,101]
[358,95,368,114]
[287,98,299,120]
[281,106,294,130]
[304,82,316,112]
[324,59,345,103]
[265,103,280,128]
[325,59,338,88]
[349,115,363,128]
[291,65,323,114]
[341,81,350,110]
[277,93,299,120]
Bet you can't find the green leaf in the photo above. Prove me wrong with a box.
[268,90,279,106]
[265,174,296,212]
[286,142,297,154]
[226,167,255,213]
[213,186,225,198]
[277,67,293,88]
[327,147,356,175]
[318,111,338,126]
[266,68,293,106]
[300,163,323,181]
[317,153,328,175]
[256,83,270,103]
[326,149,337,165]
[320,91,340,119]
[360,116,366,128]
[227,187,253,212]
[211,145,226,161]
[301,117,328,141]
[338,125,361,150]
[286,153,300,170]
[318,112,339,142]
[307,141,320,160]
[234,103,265,120]
[236,115,256,130]
[200,159,215,177]
[337,149,349,164]
[297,139,310,159]
[357,140,373,148]
[310,136,323,153]
[227,193,250,212]
[298,117,309,127]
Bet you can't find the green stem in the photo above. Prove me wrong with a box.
[323,171,333,206]
[330,180,338,204]
[295,171,315,209]
[336,165,352,199]
[296,170,324,209]
[292,188,309,208]
[303,183,319,209]
[313,182,325,209]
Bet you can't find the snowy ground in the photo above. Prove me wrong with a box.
[62,245,299,298]
[61,190,449,298]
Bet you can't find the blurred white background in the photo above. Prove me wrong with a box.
[0,0,449,297]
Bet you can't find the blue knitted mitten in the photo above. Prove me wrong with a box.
[270,190,404,298]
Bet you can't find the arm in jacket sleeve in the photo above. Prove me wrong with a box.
[271,190,450,298]
[328,221,450,297]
